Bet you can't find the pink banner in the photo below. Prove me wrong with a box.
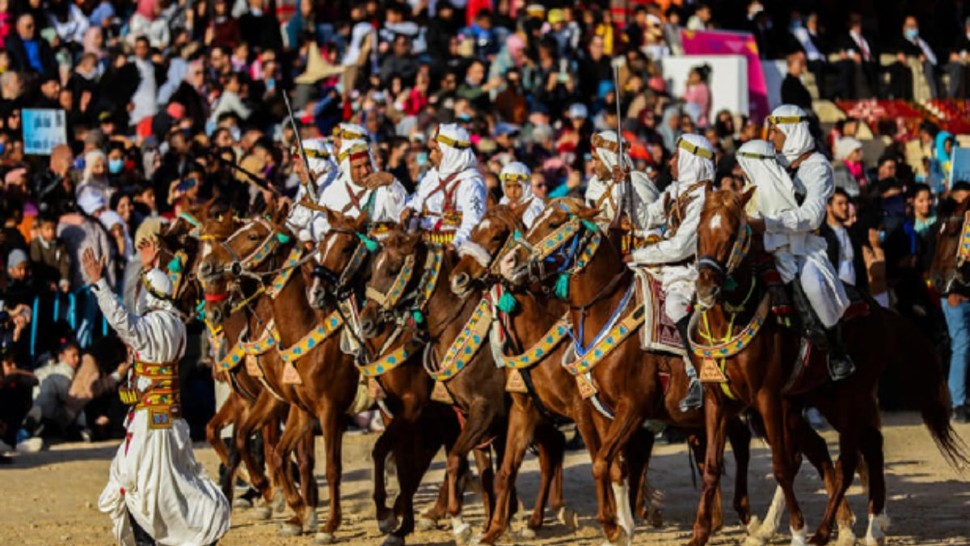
[680,29,770,122]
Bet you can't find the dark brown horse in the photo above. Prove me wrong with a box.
[496,198,760,545]
[691,188,966,546]
[198,208,360,544]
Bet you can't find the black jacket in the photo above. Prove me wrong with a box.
[819,222,869,294]
[5,34,57,76]
[781,74,813,111]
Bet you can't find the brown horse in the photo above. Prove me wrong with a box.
[691,188,966,546]
[198,208,360,544]
[496,198,759,545]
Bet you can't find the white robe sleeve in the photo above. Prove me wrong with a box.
[91,278,154,350]
[641,185,672,231]
[407,170,435,212]
[764,158,832,235]
[631,187,703,265]
[374,182,409,223]
[455,176,486,245]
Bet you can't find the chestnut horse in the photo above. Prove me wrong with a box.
[198,208,360,544]
[690,188,966,546]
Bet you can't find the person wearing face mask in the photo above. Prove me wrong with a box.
[628,133,713,412]
[759,105,854,382]
[891,15,942,100]
[402,123,486,246]
[76,149,112,205]
[80,243,229,546]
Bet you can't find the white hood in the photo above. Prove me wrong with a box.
[769,104,814,164]
[675,133,715,185]
[435,123,477,179]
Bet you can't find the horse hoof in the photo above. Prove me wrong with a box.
[306,511,320,533]
[558,506,581,532]
[278,523,303,537]
[600,529,632,546]
[253,507,273,521]
[314,532,336,545]
[453,520,473,546]
[382,535,406,546]
[746,516,763,537]
[416,516,437,531]
[517,526,537,539]
[378,515,399,534]
[836,530,857,546]
[273,490,286,513]
[790,526,809,546]
[232,498,253,510]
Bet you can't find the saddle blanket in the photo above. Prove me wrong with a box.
[632,267,685,357]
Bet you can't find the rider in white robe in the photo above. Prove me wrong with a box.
[498,161,545,228]
[584,130,660,232]
[86,257,229,546]
[629,133,714,412]
[404,123,486,245]
[761,105,854,379]
[302,139,409,240]
[287,137,340,242]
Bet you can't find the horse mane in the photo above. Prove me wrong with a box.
[553,196,590,215]
[485,205,526,232]
[701,189,744,219]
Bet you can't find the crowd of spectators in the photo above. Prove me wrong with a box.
[4,0,970,458]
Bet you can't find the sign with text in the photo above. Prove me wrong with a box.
[22,108,67,155]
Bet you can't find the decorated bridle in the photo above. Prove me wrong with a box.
[365,244,443,327]
[696,218,752,289]
[516,205,602,300]
[312,227,380,299]
[203,217,293,281]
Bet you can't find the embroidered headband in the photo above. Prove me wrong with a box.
[677,138,715,160]
[766,115,810,126]
[434,131,471,149]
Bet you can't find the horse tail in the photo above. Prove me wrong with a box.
[887,311,969,469]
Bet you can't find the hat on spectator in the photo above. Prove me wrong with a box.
[78,191,106,215]
[99,210,125,233]
[548,9,565,24]
[834,137,863,161]
[526,4,546,19]
[567,103,588,120]
[6,249,27,269]
[494,123,521,138]
[134,217,166,248]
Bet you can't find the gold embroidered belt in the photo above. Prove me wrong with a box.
[119,360,181,429]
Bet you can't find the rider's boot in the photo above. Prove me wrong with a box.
[676,316,703,412]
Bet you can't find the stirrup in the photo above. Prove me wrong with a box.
[828,354,855,382]
[679,378,703,412]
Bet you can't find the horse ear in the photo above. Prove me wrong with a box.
[509,201,528,221]
[739,185,757,209]
[354,211,370,232]
[273,199,291,225]
[324,207,338,228]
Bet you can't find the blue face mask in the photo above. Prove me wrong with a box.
[108,158,124,174]
[0,142,6,155]
[905,28,919,40]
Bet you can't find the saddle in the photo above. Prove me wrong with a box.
[631,266,685,357]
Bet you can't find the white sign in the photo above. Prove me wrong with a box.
[950,147,970,189]
[660,55,749,119]
[22,108,67,155]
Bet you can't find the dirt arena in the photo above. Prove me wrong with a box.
[1,413,967,546]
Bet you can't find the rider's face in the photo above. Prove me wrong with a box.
[669,150,680,180]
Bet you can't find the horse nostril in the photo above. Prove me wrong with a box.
[360,319,375,338]
[211,307,223,324]
[453,272,469,291]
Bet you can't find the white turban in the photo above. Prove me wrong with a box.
[768,104,815,164]
[736,139,801,223]
[334,122,367,142]
[337,138,373,189]
[834,137,862,161]
[78,190,106,215]
[592,130,633,172]
[138,267,176,314]
[675,133,715,185]
[434,123,477,178]
[302,137,336,175]
[499,161,533,201]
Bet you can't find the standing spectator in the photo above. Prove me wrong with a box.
[781,50,813,111]
[29,214,70,294]
[238,0,283,54]
[683,64,711,128]
[205,0,240,48]
[836,13,879,99]
[941,182,970,423]
[46,0,88,45]
[578,34,611,105]
[821,188,867,291]
[128,0,170,49]
[912,183,937,235]
[5,13,57,76]
[379,34,419,88]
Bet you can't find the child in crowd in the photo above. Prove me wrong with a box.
[29,214,72,294]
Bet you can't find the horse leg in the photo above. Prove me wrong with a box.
[472,446,496,534]
[688,394,729,546]
[625,428,655,525]
[810,408,863,546]
[476,403,539,545]
[762,399,806,546]
[207,393,235,468]
[593,401,644,546]
[446,404,498,545]
[690,437,724,533]
[234,393,280,517]
[372,419,401,533]
[261,419,286,513]
[274,408,314,536]
[859,426,888,546]
[314,403,345,544]
[726,417,753,526]
[296,426,319,534]
[385,419,438,546]
[528,422,567,533]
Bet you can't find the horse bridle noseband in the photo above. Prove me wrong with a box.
[696,219,752,283]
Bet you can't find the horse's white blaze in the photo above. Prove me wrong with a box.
[479,218,491,231]
[374,252,387,275]
[200,241,212,260]
[708,212,723,231]
[612,479,635,538]
[323,233,338,262]
[534,205,556,229]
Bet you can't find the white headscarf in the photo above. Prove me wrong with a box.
[434,123,477,178]
[137,267,176,314]
[736,139,801,217]
[78,190,106,215]
[769,104,814,164]
[334,122,367,142]
[498,161,533,203]
[675,133,715,185]
[337,138,372,191]
[834,137,862,161]
[592,130,634,172]
[303,137,336,175]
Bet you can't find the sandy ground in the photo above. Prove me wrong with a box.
[1,412,968,546]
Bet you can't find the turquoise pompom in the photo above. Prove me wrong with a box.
[580,219,599,233]
[513,229,524,240]
[167,257,183,273]
[724,276,738,292]
[412,310,425,325]
[357,233,379,252]
[497,290,518,313]
[276,233,292,244]
[554,273,570,299]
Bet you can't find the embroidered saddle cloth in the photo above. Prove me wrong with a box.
[632,266,685,357]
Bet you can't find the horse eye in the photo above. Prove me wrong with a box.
[248,233,261,241]
[341,245,353,255]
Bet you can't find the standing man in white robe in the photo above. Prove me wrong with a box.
[629,133,714,411]
[756,105,854,379]
[402,123,486,246]
[82,244,229,546]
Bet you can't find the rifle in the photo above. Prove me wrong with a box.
[282,90,318,202]
[612,62,634,230]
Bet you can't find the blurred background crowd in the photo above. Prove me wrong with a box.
[2,0,970,457]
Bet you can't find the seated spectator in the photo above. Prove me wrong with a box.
[22,340,82,439]
[6,13,57,76]
[781,50,813,111]
[834,14,879,99]
[29,214,70,293]
[890,16,944,100]
[0,347,37,453]
[789,11,829,98]
[833,137,868,198]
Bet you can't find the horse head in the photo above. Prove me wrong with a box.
[308,209,373,310]
[929,197,970,296]
[498,198,608,301]
[450,202,527,299]
[358,228,424,341]
[198,202,292,328]
[695,186,756,309]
